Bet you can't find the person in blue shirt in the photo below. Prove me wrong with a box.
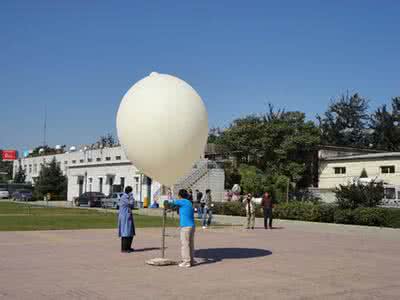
[165,189,195,268]
[118,186,135,253]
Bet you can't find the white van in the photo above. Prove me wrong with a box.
[0,188,9,199]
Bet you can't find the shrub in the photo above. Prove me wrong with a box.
[383,208,400,228]
[333,209,354,224]
[213,202,246,217]
[335,180,384,209]
[213,201,400,228]
[352,207,386,226]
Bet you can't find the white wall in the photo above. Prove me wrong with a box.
[319,156,400,189]
[190,168,225,202]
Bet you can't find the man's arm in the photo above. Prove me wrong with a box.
[128,194,135,209]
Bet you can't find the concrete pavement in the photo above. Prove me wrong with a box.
[0,220,400,299]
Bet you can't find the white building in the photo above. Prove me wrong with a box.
[319,152,400,188]
[13,146,225,203]
[317,152,400,204]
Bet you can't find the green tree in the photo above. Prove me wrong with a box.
[360,168,368,178]
[13,164,26,183]
[317,93,370,147]
[223,160,241,189]
[239,164,268,196]
[218,115,264,164]
[218,105,320,189]
[98,133,116,148]
[34,157,67,200]
[370,97,400,151]
[208,127,222,143]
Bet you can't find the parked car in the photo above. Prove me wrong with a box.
[12,190,33,201]
[74,192,106,207]
[0,188,9,199]
[101,192,124,209]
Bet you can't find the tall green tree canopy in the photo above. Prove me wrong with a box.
[317,93,370,147]
[218,105,320,188]
[370,97,400,151]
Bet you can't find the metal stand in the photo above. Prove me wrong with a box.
[146,208,177,266]
[161,208,166,258]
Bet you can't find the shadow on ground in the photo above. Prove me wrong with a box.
[195,248,272,265]
[133,247,161,252]
[252,226,285,230]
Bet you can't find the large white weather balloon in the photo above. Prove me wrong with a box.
[116,72,208,186]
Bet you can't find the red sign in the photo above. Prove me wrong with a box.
[1,150,17,161]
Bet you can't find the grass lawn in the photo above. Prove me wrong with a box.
[0,202,181,231]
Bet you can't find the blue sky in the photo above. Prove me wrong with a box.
[1,0,399,152]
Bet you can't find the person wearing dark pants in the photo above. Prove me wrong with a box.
[261,192,273,229]
[118,186,136,253]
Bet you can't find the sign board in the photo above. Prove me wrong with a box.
[1,150,18,161]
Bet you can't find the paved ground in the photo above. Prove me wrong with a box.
[1,220,400,300]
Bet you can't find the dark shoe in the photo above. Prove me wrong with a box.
[251,227,254,229]
[121,249,133,253]
[128,248,134,252]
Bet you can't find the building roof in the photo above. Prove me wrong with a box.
[318,144,385,153]
[324,152,400,161]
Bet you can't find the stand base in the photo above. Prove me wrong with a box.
[145,258,177,266]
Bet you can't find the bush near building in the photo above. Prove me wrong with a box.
[212,202,400,228]
[335,180,384,209]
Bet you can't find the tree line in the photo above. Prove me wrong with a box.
[210,92,400,199]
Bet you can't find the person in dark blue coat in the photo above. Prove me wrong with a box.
[118,186,135,253]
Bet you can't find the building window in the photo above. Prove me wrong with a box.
[88,158,93,162]
[381,166,395,174]
[72,160,76,164]
[79,159,84,163]
[99,177,103,193]
[29,165,32,174]
[64,161,68,165]
[96,157,101,162]
[334,167,346,174]
[24,165,27,170]
[105,157,111,161]
[384,188,396,199]
[134,177,139,195]
[116,156,121,160]
[120,177,125,190]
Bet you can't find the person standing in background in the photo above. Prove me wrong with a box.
[118,186,135,253]
[244,193,256,229]
[195,189,203,219]
[261,192,273,229]
[188,189,194,203]
[201,189,213,229]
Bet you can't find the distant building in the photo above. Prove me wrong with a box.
[313,146,400,203]
[13,145,225,203]
[319,152,400,189]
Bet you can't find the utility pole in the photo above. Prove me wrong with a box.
[286,180,289,204]
[43,105,47,146]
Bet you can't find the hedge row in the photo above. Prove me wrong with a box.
[212,202,400,228]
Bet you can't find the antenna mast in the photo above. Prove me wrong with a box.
[43,105,47,146]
